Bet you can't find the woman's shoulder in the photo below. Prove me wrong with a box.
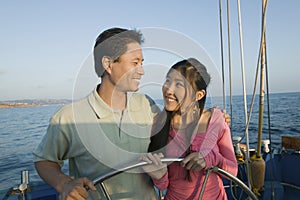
[205,107,224,125]
[202,107,222,120]
[205,107,222,116]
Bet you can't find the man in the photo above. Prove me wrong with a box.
[33,27,159,199]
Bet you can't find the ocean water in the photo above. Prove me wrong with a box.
[0,92,299,194]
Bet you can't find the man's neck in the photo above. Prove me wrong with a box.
[97,83,127,111]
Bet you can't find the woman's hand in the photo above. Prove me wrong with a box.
[140,153,167,180]
[181,152,206,171]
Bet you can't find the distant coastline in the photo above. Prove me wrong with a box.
[1,91,299,109]
[0,99,71,109]
[0,103,39,109]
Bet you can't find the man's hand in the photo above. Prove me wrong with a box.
[60,177,96,200]
[222,109,231,127]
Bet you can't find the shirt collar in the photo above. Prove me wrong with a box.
[87,86,143,119]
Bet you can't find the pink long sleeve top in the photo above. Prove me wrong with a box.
[153,108,238,200]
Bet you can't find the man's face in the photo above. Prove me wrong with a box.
[110,42,144,92]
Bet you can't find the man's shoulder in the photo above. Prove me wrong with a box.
[130,93,156,105]
[129,93,161,116]
[51,97,89,122]
[130,92,147,98]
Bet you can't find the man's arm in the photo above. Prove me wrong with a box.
[35,160,72,193]
[35,160,96,199]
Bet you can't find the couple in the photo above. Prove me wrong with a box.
[33,27,237,200]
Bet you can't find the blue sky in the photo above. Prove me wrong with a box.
[1,1,299,101]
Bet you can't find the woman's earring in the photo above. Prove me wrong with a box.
[193,104,200,116]
[193,106,197,114]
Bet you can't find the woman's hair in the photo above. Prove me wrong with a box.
[148,58,211,153]
[171,58,211,114]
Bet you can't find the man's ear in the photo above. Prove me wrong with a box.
[196,90,206,101]
[102,56,113,74]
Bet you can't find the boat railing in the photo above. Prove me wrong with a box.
[92,158,258,200]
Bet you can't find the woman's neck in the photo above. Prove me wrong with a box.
[171,109,211,133]
[171,114,181,130]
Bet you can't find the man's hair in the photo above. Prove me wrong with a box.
[93,27,144,77]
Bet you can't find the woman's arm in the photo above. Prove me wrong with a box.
[204,126,238,176]
[141,153,169,190]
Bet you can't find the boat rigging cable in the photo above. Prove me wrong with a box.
[220,2,241,198]
[228,1,244,198]
[265,31,275,200]
[226,0,233,131]
[227,0,274,197]
[220,0,272,195]
[263,6,275,199]
[239,1,269,159]
[248,0,268,195]
[236,0,251,190]
[219,0,226,110]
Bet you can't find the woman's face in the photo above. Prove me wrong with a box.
[162,69,194,112]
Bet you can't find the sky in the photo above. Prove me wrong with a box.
[0,0,299,101]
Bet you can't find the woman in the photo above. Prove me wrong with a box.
[142,58,238,200]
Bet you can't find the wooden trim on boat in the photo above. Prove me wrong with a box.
[282,136,300,151]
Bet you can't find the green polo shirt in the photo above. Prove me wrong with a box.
[33,87,160,199]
